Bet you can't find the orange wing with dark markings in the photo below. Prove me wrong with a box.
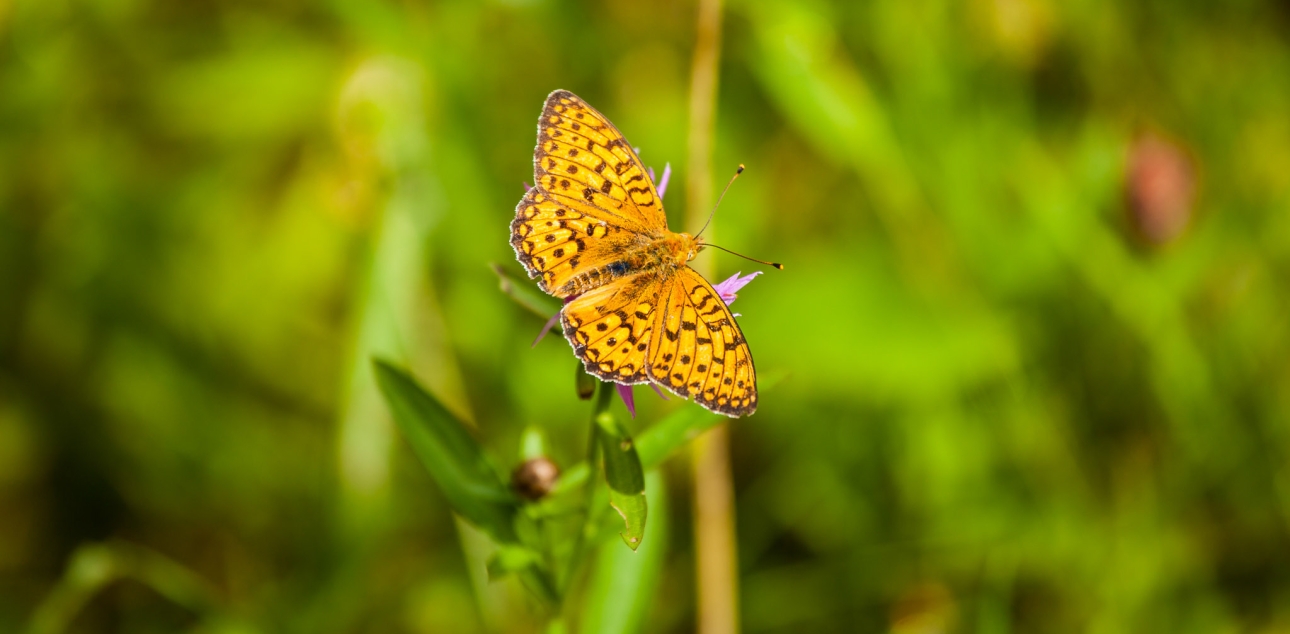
[532,90,668,232]
[511,187,642,296]
[560,262,757,417]
[511,90,668,298]
[560,270,663,385]
[647,267,756,417]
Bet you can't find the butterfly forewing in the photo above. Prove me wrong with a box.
[511,188,641,296]
[513,90,671,298]
[533,90,668,233]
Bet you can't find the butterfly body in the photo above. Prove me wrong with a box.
[561,232,699,296]
[512,90,758,417]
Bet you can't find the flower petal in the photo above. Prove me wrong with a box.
[531,311,562,347]
[649,383,669,401]
[616,384,636,419]
[531,295,579,347]
[657,163,672,199]
[712,271,762,306]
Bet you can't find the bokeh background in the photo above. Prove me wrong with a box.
[4,0,1290,632]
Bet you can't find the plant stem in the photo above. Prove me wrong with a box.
[561,380,616,591]
[691,426,738,634]
[686,0,739,632]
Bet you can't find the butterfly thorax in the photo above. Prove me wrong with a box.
[557,231,700,297]
[658,231,701,265]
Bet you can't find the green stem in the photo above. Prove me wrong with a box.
[560,381,616,591]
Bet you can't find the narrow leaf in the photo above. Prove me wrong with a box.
[635,408,713,468]
[579,471,668,634]
[607,492,647,551]
[373,359,518,542]
[636,372,788,468]
[595,412,647,549]
[595,413,645,495]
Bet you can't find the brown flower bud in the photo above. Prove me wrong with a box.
[511,457,560,501]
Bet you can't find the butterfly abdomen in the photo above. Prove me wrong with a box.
[559,259,640,296]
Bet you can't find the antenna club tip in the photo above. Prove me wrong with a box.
[772,263,784,270]
[736,164,745,174]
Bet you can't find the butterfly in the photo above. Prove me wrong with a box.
[510,90,758,417]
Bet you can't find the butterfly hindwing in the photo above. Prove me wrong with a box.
[648,267,757,417]
[561,272,662,384]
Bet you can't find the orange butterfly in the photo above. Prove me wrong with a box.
[511,90,760,417]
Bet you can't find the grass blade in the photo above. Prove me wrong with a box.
[373,358,519,542]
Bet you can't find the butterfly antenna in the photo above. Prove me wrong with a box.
[694,164,744,240]
[703,243,785,270]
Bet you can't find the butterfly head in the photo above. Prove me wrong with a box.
[673,232,703,263]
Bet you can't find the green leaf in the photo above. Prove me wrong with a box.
[372,359,519,542]
[595,412,647,550]
[579,471,668,634]
[636,372,787,468]
[635,408,714,469]
[606,492,646,551]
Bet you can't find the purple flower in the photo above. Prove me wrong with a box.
[616,384,635,417]
[648,163,672,200]
[531,295,576,348]
[712,271,762,316]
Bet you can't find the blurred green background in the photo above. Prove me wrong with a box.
[4,0,1290,631]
